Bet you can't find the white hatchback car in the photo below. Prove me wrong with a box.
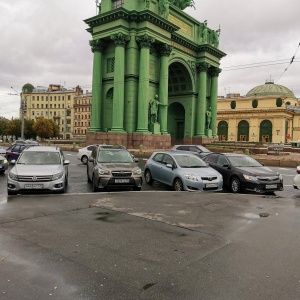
[293,166,300,190]
[77,145,98,165]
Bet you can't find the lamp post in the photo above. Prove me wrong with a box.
[10,87,27,140]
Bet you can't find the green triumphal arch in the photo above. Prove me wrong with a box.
[84,0,226,148]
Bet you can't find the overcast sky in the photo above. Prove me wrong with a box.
[0,0,299,119]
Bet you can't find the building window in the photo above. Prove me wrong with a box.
[68,95,71,100]
[37,96,39,101]
[113,0,124,9]
[107,57,115,73]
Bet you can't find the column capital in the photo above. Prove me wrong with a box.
[209,67,222,77]
[136,34,155,49]
[111,33,130,47]
[158,44,172,57]
[89,39,107,53]
[196,62,210,73]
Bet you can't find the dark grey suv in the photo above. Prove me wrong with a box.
[87,145,142,191]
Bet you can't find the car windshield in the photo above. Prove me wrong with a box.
[98,150,134,163]
[227,155,262,167]
[197,146,210,152]
[18,151,61,165]
[175,155,208,168]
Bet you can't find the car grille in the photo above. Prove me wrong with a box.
[112,171,132,177]
[257,176,279,181]
[17,175,52,182]
[201,176,217,181]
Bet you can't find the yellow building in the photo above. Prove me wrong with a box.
[73,91,92,138]
[21,83,83,139]
[217,81,299,143]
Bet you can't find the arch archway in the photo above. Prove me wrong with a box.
[217,120,228,141]
[168,102,185,144]
[167,61,193,143]
[238,120,249,141]
[260,119,272,142]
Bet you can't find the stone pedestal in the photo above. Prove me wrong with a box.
[206,129,213,138]
[149,122,161,134]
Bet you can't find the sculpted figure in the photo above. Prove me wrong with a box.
[142,0,150,9]
[212,28,220,48]
[159,0,169,19]
[206,108,212,130]
[149,95,162,124]
[202,20,208,43]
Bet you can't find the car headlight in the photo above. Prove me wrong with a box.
[8,172,18,180]
[4,159,8,164]
[243,174,258,181]
[98,168,109,175]
[134,168,142,175]
[52,171,63,180]
[278,173,283,180]
[184,174,198,181]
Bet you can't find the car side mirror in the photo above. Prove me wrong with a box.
[134,158,139,163]
[166,163,173,169]
[64,160,70,165]
[88,157,94,162]
[10,159,16,165]
[223,164,230,169]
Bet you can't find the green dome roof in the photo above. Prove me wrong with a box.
[246,81,295,98]
[22,83,35,93]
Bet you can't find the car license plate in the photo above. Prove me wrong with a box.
[24,184,44,189]
[205,183,217,188]
[265,184,277,189]
[115,179,129,183]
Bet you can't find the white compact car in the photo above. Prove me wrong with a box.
[77,145,98,165]
[293,166,300,190]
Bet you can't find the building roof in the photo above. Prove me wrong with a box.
[246,81,295,98]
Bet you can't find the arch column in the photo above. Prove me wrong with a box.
[209,67,221,137]
[158,44,172,135]
[89,39,106,132]
[135,34,155,133]
[110,33,130,132]
[195,62,210,137]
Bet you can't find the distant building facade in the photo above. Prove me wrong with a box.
[21,83,84,139]
[73,91,92,138]
[217,81,300,143]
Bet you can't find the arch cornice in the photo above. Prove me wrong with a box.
[84,9,179,34]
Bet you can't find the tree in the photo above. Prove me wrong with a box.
[0,117,9,140]
[6,118,21,139]
[48,119,60,138]
[24,119,36,139]
[32,117,54,140]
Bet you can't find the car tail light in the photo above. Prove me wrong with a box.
[297,169,300,174]
[145,159,148,164]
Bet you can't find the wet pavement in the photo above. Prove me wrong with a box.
[1,191,300,299]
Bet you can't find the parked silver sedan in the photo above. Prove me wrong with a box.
[144,151,223,192]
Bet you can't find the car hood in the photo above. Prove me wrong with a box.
[99,162,139,170]
[235,166,277,176]
[11,164,63,176]
[182,167,221,177]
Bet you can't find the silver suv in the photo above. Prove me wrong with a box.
[87,145,142,191]
[7,146,69,195]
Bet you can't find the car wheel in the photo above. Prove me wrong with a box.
[81,155,88,165]
[92,175,99,192]
[87,168,91,183]
[133,186,141,191]
[7,189,17,195]
[144,169,154,184]
[230,177,241,193]
[174,178,184,191]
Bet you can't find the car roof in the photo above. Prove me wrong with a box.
[23,146,61,152]
[153,151,196,156]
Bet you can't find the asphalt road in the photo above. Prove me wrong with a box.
[1,151,300,299]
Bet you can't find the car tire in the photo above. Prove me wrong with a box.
[7,190,17,195]
[230,177,241,193]
[81,155,88,165]
[87,169,91,183]
[92,175,99,192]
[144,169,154,184]
[174,178,184,191]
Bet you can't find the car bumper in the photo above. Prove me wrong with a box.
[244,181,283,193]
[184,179,223,192]
[7,178,66,193]
[95,176,143,189]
